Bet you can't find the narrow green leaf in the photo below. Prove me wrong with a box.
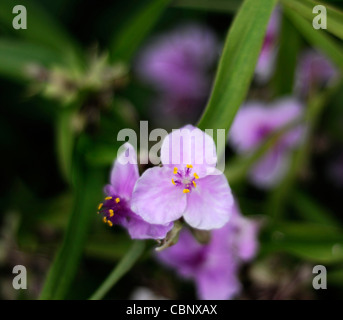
[281,0,343,41]
[39,153,105,300]
[284,6,343,71]
[89,241,145,300]
[198,0,277,154]
[55,109,77,183]
[110,0,170,63]
[262,222,343,264]
[272,14,301,96]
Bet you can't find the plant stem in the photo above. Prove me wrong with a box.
[89,241,145,300]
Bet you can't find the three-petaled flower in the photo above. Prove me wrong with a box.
[131,125,234,230]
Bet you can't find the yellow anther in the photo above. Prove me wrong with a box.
[107,220,113,227]
[192,181,197,188]
[103,216,107,223]
[183,189,190,194]
[173,167,178,174]
[172,178,176,185]
[105,196,112,200]
[115,197,120,203]
[98,203,103,210]
[186,164,193,169]
[109,209,114,217]
[194,172,199,179]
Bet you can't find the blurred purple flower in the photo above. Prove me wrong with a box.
[157,203,259,300]
[295,50,338,97]
[98,143,173,239]
[135,24,219,123]
[255,8,280,83]
[131,125,234,230]
[229,98,304,188]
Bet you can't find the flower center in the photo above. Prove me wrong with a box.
[97,196,122,227]
[171,164,199,193]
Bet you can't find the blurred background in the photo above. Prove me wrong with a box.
[1,0,343,300]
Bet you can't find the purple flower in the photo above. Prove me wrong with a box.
[136,24,218,97]
[135,24,219,124]
[229,98,304,188]
[295,50,338,97]
[255,8,280,83]
[131,125,234,230]
[156,203,259,300]
[97,143,173,239]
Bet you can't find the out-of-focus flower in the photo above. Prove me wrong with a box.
[135,24,219,124]
[131,125,234,230]
[156,203,260,300]
[97,143,173,239]
[255,8,281,83]
[229,98,304,188]
[295,50,338,97]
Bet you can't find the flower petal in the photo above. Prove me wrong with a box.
[183,170,233,230]
[196,263,241,300]
[160,125,217,177]
[131,166,187,225]
[126,213,174,240]
[250,148,290,188]
[109,143,139,199]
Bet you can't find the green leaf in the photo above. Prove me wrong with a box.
[261,222,343,264]
[172,0,242,13]
[272,13,301,96]
[0,0,83,68]
[198,0,277,155]
[39,143,105,300]
[110,0,170,63]
[0,39,63,81]
[89,241,145,300]
[281,0,343,41]
[284,6,343,71]
[55,109,77,183]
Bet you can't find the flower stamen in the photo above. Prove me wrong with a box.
[183,189,190,194]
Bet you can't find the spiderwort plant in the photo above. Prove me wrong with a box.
[131,125,234,230]
[156,203,260,300]
[97,143,173,239]
[229,98,305,188]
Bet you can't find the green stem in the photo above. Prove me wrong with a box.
[89,241,145,300]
